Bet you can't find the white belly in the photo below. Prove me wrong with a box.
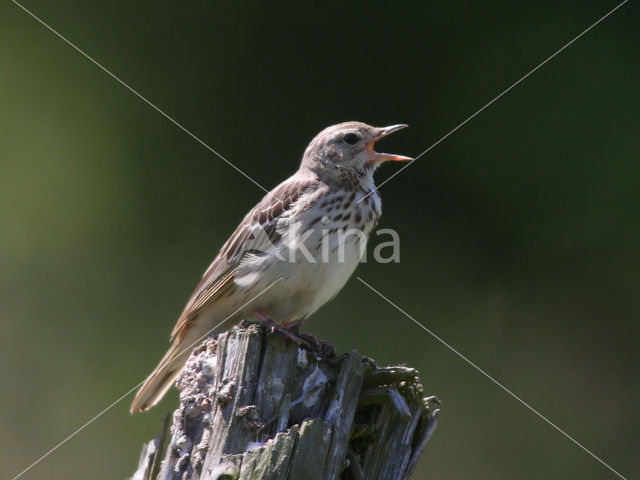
[233,185,379,323]
[234,233,364,322]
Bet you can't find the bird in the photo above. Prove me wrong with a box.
[130,121,412,413]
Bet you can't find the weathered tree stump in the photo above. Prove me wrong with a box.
[132,321,439,480]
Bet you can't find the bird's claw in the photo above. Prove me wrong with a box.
[253,311,334,358]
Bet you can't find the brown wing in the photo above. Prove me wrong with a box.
[170,176,318,340]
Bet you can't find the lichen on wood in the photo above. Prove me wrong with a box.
[132,320,439,480]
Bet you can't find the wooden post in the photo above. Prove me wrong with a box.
[132,321,440,480]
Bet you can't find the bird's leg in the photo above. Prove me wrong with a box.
[253,310,305,346]
[282,321,335,357]
[253,312,335,357]
[300,333,336,357]
[281,319,305,329]
[252,310,277,333]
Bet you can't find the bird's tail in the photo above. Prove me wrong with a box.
[130,336,192,414]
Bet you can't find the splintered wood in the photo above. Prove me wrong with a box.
[132,321,439,480]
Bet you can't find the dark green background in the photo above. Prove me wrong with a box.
[1,1,638,478]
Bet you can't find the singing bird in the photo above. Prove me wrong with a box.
[130,122,411,413]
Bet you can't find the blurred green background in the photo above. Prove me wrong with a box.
[1,0,638,478]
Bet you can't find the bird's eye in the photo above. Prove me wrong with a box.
[343,133,359,145]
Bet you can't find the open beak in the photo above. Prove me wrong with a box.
[366,124,413,164]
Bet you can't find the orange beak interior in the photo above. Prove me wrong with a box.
[366,124,413,164]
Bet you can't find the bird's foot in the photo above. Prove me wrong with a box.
[281,319,305,329]
[300,332,335,358]
[253,310,305,345]
[252,311,334,358]
[253,310,278,332]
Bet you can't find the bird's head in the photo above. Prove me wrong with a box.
[301,121,412,178]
